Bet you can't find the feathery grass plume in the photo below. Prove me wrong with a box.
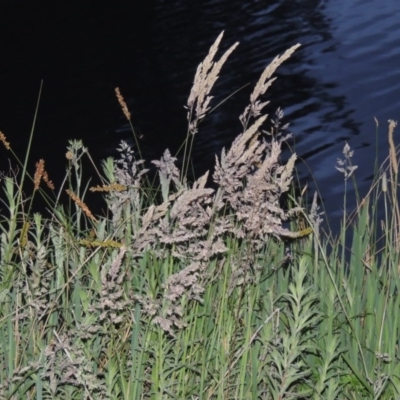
[214,101,295,215]
[106,141,148,230]
[336,141,358,263]
[309,191,323,228]
[65,189,97,222]
[214,114,301,241]
[115,87,131,121]
[33,159,45,190]
[152,148,183,202]
[127,202,171,254]
[240,43,301,129]
[115,87,146,162]
[186,31,239,135]
[21,243,55,322]
[87,246,130,325]
[268,107,291,138]
[149,167,228,262]
[335,142,358,180]
[157,184,215,258]
[0,131,10,150]
[150,263,206,337]
[214,115,268,196]
[42,170,54,190]
[209,44,303,244]
[0,362,41,398]
[42,332,106,399]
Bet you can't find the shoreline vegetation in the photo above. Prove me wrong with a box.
[1,32,400,399]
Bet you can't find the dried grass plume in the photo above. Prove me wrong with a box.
[115,87,131,121]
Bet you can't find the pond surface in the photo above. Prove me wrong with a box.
[1,1,400,227]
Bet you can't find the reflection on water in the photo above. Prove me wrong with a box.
[1,1,400,226]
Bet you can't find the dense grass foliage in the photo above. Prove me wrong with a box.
[1,32,400,399]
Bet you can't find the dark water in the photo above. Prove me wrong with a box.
[1,1,400,226]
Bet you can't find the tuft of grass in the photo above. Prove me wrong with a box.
[1,31,400,399]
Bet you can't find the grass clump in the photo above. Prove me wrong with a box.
[1,31,400,399]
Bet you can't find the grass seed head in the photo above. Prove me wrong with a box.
[0,131,11,150]
[66,189,97,222]
[115,87,131,121]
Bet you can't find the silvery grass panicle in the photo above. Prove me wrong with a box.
[214,43,302,244]
[335,141,358,181]
[104,140,148,230]
[148,152,221,262]
[42,332,107,399]
[336,141,358,259]
[152,148,183,202]
[186,31,239,136]
[239,44,301,131]
[182,31,239,179]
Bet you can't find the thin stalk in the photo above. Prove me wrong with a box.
[16,81,43,212]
